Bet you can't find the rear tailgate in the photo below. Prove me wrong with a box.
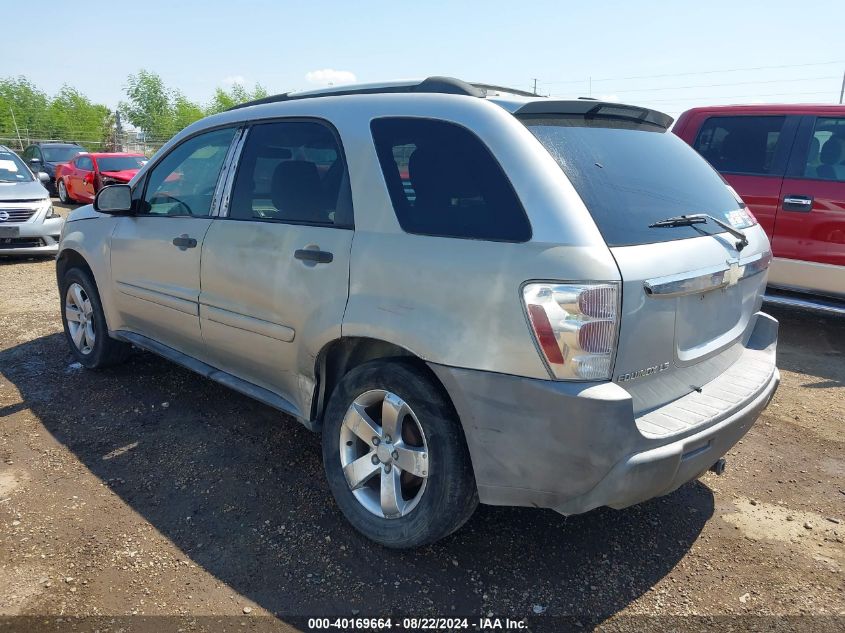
[519,106,772,415]
[610,230,771,414]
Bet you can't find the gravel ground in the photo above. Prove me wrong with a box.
[0,201,843,630]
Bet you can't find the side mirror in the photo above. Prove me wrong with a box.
[94,184,133,214]
[37,172,50,183]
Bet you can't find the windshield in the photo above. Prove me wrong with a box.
[42,146,85,162]
[0,150,34,183]
[520,116,749,247]
[97,156,147,172]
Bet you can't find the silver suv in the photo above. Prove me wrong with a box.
[56,77,780,548]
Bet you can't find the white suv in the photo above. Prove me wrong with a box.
[57,77,779,548]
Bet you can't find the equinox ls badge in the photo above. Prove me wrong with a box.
[617,362,670,383]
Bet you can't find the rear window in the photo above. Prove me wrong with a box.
[371,118,531,242]
[521,116,744,247]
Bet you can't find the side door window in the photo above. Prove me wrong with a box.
[370,117,531,241]
[802,117,845,182]
[141,127,237,217]
[693,116,788,176]
[227,120,351,226]
[76,156,93,171]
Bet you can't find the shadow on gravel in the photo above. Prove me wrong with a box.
[765,306,844,388]
[2,332,715,622]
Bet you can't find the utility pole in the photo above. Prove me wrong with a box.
[8,106,23,150]
[532,78,538,95]
[839,69,844,104]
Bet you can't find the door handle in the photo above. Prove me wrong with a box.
[782,195,813,213]
[172,234,198,250]
[294,249,333,263]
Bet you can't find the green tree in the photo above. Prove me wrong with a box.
[205,82,269,115]
[120,70,172,141]
[0,76,50,148]
[47,86,112,146]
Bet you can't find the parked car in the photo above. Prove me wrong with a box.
[674,105,845,313]
[0,145,64,256]
[56,153,147,204]
[56,77,780,548]
[21,142,86,195]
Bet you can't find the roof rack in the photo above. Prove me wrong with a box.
[471,83,538,98]
[227,76,533,111]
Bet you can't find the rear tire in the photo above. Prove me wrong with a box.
[60,267,131,369]
[322,359,478,548]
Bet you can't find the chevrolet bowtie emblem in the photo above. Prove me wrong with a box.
[725,261,743,287]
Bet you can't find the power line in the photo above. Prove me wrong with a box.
[631,90,834,104]
[548,75,840,96]
[538,59,845,86]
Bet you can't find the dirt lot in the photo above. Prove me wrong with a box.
[0,202,843,630]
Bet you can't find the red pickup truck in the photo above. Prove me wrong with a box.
[674,105,844,314]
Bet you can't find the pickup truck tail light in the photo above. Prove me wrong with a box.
[522,282,620,381]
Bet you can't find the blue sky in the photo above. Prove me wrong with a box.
[3,0,843,117]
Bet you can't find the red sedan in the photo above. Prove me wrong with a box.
[56,153,147,204]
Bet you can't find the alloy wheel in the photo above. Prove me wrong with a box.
[65,282,96,355]
[339,389,429,518]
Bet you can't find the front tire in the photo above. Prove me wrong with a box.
[60,267,130,369]
[322,359,478,548]
[57,179,70,204]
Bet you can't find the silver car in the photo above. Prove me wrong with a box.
[56,77,780,548]
[0,145,64,257]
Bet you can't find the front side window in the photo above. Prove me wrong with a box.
[141,127,236,217]
[693,116,786,176]
[370,118,531,242]
[229,120,348,225]
[803,117,845,182]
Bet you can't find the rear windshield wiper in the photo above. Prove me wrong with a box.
[649,213,748,251]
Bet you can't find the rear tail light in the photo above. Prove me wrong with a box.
[522,282,620,381]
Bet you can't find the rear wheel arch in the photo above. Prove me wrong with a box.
[311,337,455,428]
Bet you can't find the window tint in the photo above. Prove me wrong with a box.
[229,121,348,225]
[76,156,93,170]
[141,127,236,217]
[370,118,531,242]
[522,116,745,247]
[803,117,845,182]
[693,116,786,176]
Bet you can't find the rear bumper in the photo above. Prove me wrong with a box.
[429,312,779,514]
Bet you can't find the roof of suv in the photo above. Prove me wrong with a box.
[229,76,675,129]
[680,104,845,116]
[28,141,85,148]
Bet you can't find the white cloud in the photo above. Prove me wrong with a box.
[222,75,247,87]
[305,69,357,87]
[598,94,620,102]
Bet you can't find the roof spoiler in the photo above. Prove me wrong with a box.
[514,100,674,130]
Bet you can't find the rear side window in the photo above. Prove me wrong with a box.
[370,118,531,242]
[522,116,743,247]
[229,120,350,225]
[803,117,845,182]
[693,116,786,176]
[76,156,93,170]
